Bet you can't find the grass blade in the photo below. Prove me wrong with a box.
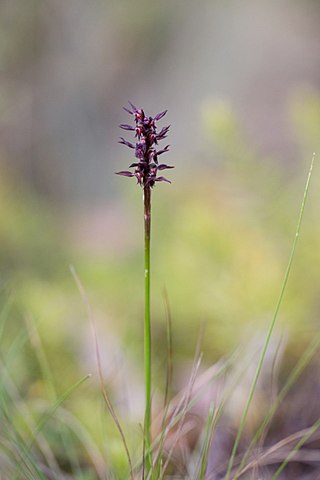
[233,332,320,478]
[271,418,320,479]
[70,264,134,480]
[198,402,216,480]
[225,154,315,479]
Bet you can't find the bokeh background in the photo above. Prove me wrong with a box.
[1,0,320,476]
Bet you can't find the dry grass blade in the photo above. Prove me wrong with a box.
[70,265,134,480]
[150,288,174,479]
[198,402,216,480]
[234,421,320,478]
[163,287,173,415]
[160,350,203,475]
[271,418,320,479]
[149,352,204,479]
[233,333,320,479]
[148,353,236,479]
[225,153,315,480]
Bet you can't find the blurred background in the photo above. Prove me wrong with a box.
[1,0,320,476]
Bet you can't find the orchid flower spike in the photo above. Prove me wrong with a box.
[116,103,174,187]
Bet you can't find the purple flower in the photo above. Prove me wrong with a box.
[116,103,174,188]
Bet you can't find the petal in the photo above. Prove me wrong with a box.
[128,101,138,112]
[118,137,135,149]
[156,145,170,156]
[159,126,170,135]
[156,125,170,140]
[157,164,175,170]
[154,110,167,121]
[134,172,143,185]
[119,124,135,131]
[115,171,135,177]
[123,106,133,115]
[155,176,171,183]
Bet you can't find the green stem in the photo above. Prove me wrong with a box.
[144,186,152,476]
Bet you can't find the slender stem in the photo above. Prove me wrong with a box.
[144,186,152,476]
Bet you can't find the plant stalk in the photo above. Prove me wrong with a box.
[144,185,152,475]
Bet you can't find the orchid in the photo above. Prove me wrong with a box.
[116,102,174,187]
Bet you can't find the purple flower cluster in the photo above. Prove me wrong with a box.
[116,102,174,188]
